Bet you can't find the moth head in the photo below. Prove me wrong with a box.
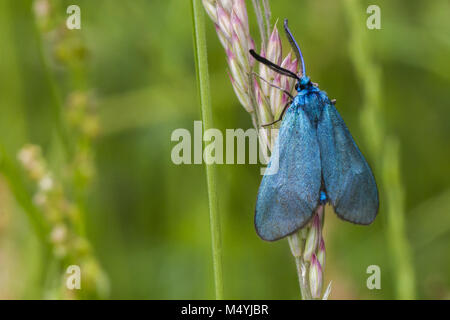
[297,75,311,91]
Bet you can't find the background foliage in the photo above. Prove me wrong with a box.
[0,0,449,299]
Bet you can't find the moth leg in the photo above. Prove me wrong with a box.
[251,72,294,100]
[261,101,291,127]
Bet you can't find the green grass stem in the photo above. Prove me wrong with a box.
[191,0,224,300]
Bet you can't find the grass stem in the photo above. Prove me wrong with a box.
[191,0,224,300]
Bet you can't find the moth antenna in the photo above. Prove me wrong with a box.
[249,50,300,80]
[284,19,306,76]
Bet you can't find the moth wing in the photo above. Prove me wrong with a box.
[317,103,379,224]
[255,107,321,241]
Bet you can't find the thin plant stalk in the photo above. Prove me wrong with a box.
[294,256,311,300]
[191,0,224,300]
[252,0,268,49]
[344,0,416,299]
[33,26,72,158]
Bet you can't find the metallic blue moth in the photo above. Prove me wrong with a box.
[251,19,379,241]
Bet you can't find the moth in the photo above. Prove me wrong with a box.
[251,19,379,241]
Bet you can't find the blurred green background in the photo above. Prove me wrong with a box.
[0,0,449,299]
